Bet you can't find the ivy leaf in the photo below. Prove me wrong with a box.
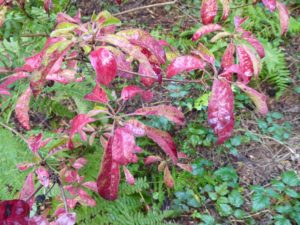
[55,212,76,225]
[84,84,109,104]
[276,2,290,36]
[134,105,185,125]
[252,192,270,211]
[281,171,299,187]
[123,166,135,185]
[192,24,222,41]
[97,137,120,201]
[200,0,218,25]
[15,87,32,130]
[208,79,234,144]
[89,48,117,86]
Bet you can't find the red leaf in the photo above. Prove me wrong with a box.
[112,128,138,165]
[77,189,96,206]
[84,84,108,104]
[145,126,178,164]
[15,87,32,130]
[117,29,166,64]
[63,169,81,183]
[36,166,50,187]
[134,105,185,126]
[276,2,289,35]
[208,79,234,144]
[241,44,261,79]
[0,88,10,96]
[139,62,157,87]
[237,45,254,84]
[241,34,265,58]
[16,162,35,171]
[121,85,144,101]
[28,216,49,225]
[115,0,122,4]
[0,200,30,224]
[0,72,29,89]
[220,0,231,20]
[28,133,43,155]
[123,167,135,185]
[19,172,35,208]
[262,0,276,12]
[234,16,248,30]
[55,212,76,225]
[97,137,120,201]
[46,69,84,85]
[72,157,87,170]
[177,163,193,173]
[236,82,268,115]
[89,48,117,86]
[124,119,146,137]
[191,43,215,65]
[201,0,218,25]
[220,42,235,81]
[144,155,162,165]
[192,24,222,41]
[141,90,154,102]
[167,55,205,78]
[82,181,97,192]
[163,166,174,188]
[44,0,53,13]
[106,47,132,78]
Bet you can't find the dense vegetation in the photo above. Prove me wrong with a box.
[0,0,299,224]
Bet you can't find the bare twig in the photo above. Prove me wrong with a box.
[25,184,43,202]
[0,121,27,143]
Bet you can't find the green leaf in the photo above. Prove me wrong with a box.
[215,183,229,196]
[284,188,299,198]
[274,215,292,225]
[217,203,233,216]
[50,22,78,37]
[233,209,246,219]
[214,167,238,182]
[281,171,299,187]
[228,190,244,207]
[230,136,242,146]
[194,92,210,110]
[271,112,283,119]
[252,192,270,212]
[275,204,293,214]
[199,214,215,225]
[208,192,218,201]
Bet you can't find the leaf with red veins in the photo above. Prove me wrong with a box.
[19,172,35,208]
[15,87,32,130]
[220,42,235,81]
[72,157,87,170]
[236,82,268,115]
[0,72,29,89]
[36,167,50,187]
[177,163,193,173]
[144,155,162,165]
[97,137,120,201]
[145,126,178,164]
[124,119,146,137]
[191,43,215,65]
[82,181,98,192]
[192,24,222,41]
[0,200,30,224]
[28,216,49,225]
[123,167,135,185]
[237,45,254,84]
[117,29,166,64]
[276,2,289,35]
[55,212,76,225]
[44,0,52,13]
[77,189,96,206]
[84,84,108,104]
[16,162,35,171]
[121,85,144,101]
[201,0,218,25]
[241,34,265,58]
[89,48,117,86]
[208,79,234,144]
[68,114,95,149]
[134,105,185,126]
[163,166,174,188]
[262,0,276,12]
[167,55,205,78]
[112,128,137,165]
[220,0,231,20]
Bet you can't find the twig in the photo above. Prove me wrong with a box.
[113,0,178,16]
[58,179,69,212]
[0,121,27,143]
[25,184,43,202]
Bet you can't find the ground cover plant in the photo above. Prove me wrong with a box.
[0,0,299,224]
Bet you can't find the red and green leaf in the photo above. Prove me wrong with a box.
[15,87,32,130]
[237,45,254,84]
[220,0,231,20]
[276,1,289,35]
[163,166,174,188]
[192,24,222,41]
[201,0,218,25]
[84,84,108,104]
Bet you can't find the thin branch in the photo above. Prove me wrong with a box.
[58,179,69,213]
[113,0,178,16]
[25,184,43,202]
[0,121,28,143]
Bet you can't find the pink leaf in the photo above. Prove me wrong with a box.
[55,212,76,225]
[177,163,193,173]
[123,167,135,185]
[27,133,43,154]
[77,189,96,206]
[208,79,234,144]
[84,84,108,104]
[236,82,268,115]
[15,87,32,130]
[220,42,235,81]
[0,88,10,96]
[29,216,49,225]
[0,200,30,224]
[276,1,289,35]
[163,166,174,188]
[36,167,50,187]
[144,155,162,165]
[241,44,261,79]
[262,0,276,12]
[201,0,218,25]
[220,0,231,20]
[19,172,35,208]
[0,72,29,89]
[44,0,53,13]
[178,152,188,159]
[192,24,222,41]
[145,126,178,164]
[141,90,154,102]
[241,34,265,58]
[124,119,146,137]
[167,55,205,78]
[234,16,248,30]
[237,45,254,84]
[97,137,120,201]
[121,85,144,101]
[72,157,87,170]
[106,47,132,78]
[82,181,97,192]
[134,105,185,126]
[139,62,157,87]
[112,128,138,165]
[64,170,81,183]
[46,69,84,85]
[191,43,215,65]
[16,162,35,171]
[68,114,95,149]
[89,48,117,86]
